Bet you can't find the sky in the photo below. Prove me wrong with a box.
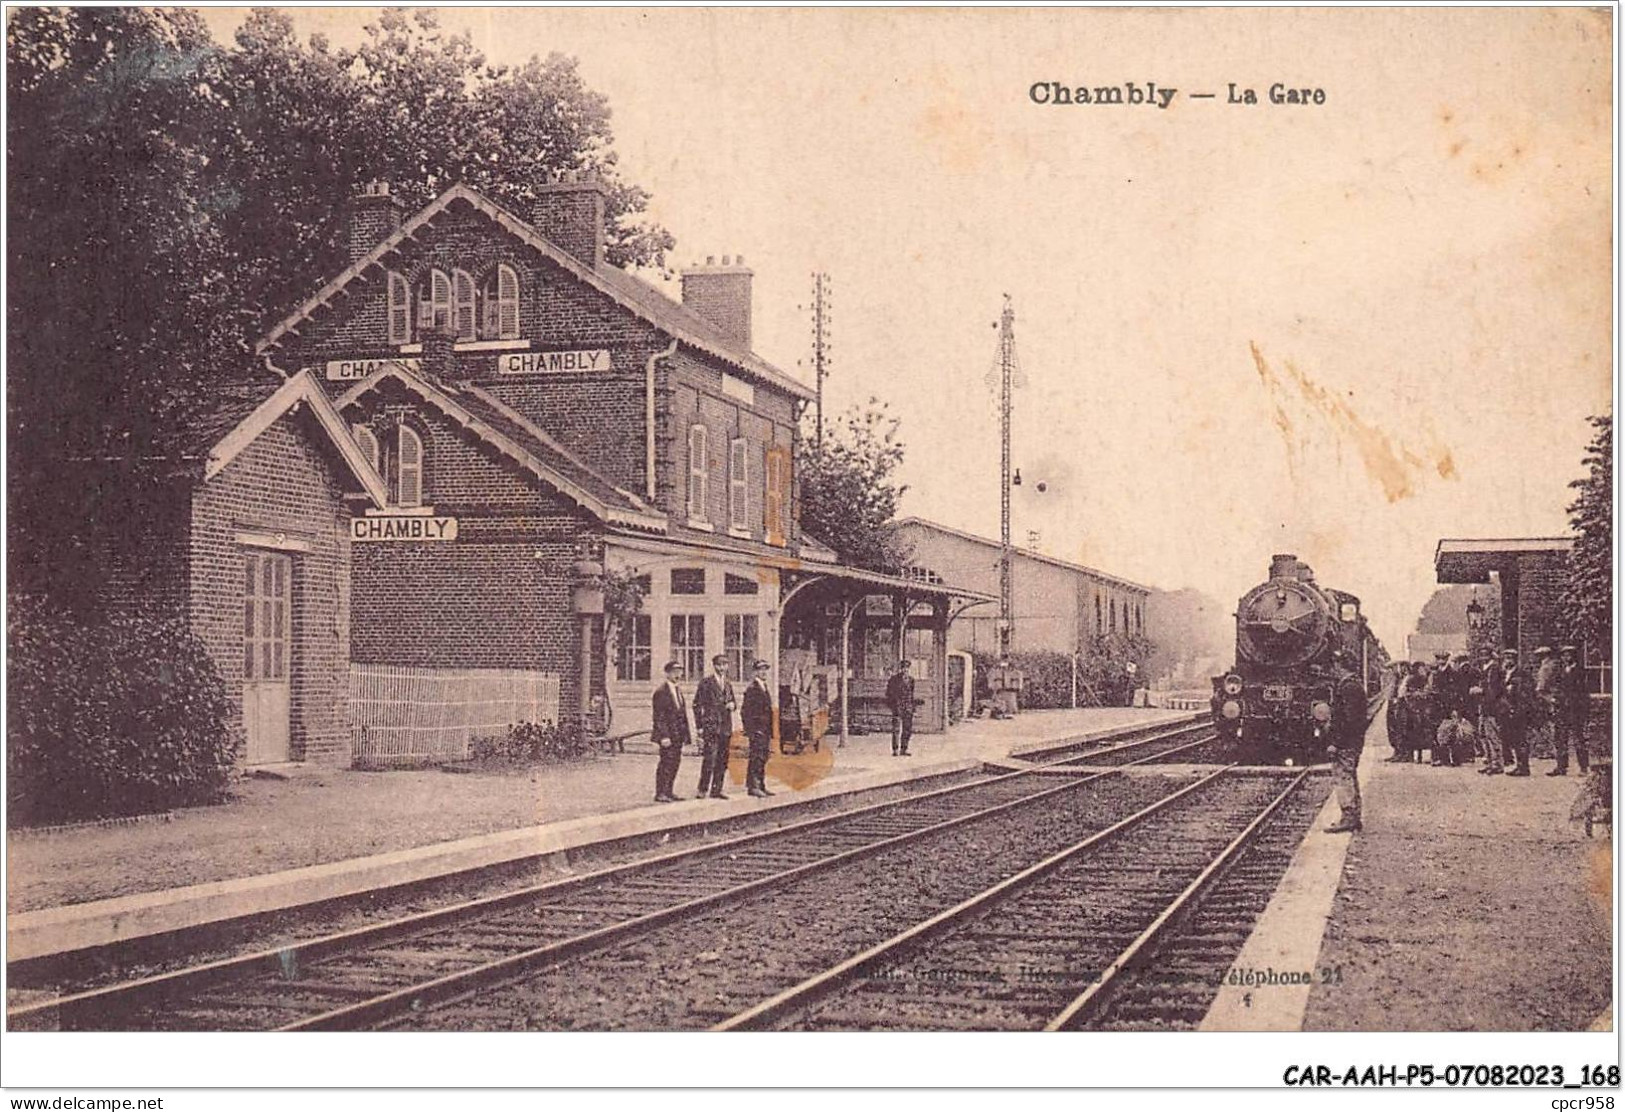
[201,6,1614,650]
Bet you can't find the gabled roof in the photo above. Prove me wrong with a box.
[206,370,389,507]
[333,365,667,532]
[889,516,1155,594]
[255,183,814,402]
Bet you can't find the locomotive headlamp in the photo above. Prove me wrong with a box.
[1222,674,1243,696]
[1221,700,1241,720]
[1311,701,1332,723]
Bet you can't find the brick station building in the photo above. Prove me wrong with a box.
[1434,536,1609,692]
[246,176,983,765]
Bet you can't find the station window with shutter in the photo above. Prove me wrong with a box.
[481,264,520,340]
[687,425,709,523]
[352,424,380,471]
[724,573,759,595]
[452,269,478,341]
[387,272,412,344]
[416,269,452,334]
[764,445,791,546]
[729,437,749,532]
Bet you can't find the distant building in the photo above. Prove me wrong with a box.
[887,518,1153,657]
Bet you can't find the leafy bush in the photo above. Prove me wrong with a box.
[8,596,238,825]
[467,720,593,764]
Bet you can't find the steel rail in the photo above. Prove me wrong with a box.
[282,746,1198,1031]
[1042,767,1311,1031]
[7,716,1203,1029]
[710,764,1239,1032]
[1064,732,1219,766]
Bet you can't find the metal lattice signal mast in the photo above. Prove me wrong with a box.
[812,272,831,451]
[998,294,1016,657]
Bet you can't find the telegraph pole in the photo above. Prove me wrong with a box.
[998,295,1015,659]
[812,272,831,450]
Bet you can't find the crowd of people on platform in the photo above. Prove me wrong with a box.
[1384,644,1591,777]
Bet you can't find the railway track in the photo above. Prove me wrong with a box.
[712,766,1325,1031]
[9,717,1215,1032]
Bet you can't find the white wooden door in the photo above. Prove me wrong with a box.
[243,552,292,764]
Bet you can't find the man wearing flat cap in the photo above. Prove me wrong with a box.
[1551,644,1591,776]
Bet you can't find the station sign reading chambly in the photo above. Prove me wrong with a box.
[323,357,422,381]
[351,515,459,542]
[496,349,612,375]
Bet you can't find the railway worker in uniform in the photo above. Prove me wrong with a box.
[651,661,691,802]
[1497,648,1533,777]
[1550,644,1591,776]
[1324,651,1368,834]
[887,658,918,756]
[742,658,777,798]
[693,653,736,800]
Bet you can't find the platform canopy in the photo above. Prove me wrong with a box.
[1434,537,1574,583]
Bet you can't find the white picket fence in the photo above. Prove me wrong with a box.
[350,664,561,768]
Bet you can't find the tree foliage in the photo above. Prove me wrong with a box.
[7,7,673,469]
[797,398,908,571]
[1562,414,1611,653]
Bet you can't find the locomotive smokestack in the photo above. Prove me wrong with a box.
[1269,554,1300,580]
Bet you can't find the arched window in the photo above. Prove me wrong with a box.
[416,269,452,335]
[386,272,411,345]
[351,423,380,471]
[396,425,423,508]
[1095,593,1103,635]
[481,264,520,340]
[1110,598,1118,634]
[452,269,477,342]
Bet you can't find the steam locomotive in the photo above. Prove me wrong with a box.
[1211,554,1388,764]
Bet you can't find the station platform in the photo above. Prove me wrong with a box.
[5,706,1193,963]
[1202,709,1613,1032]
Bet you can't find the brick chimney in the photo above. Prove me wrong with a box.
[530,169,608,268]
[348,181,404,264]
[680,256,754,351]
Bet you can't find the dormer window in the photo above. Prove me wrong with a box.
[481,264,520,340]
[352,423,380,471]
[386,272,411,345]
[396,425,423,508]
[452,269,477,342]
[416,269,452,334]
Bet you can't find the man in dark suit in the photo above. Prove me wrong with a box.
[1324,651,1369,834]
[741,658,776,798]
[886,658,917,756]
[1551,644,1591,775]
[651,660,691,802]
[693,654,736,799]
